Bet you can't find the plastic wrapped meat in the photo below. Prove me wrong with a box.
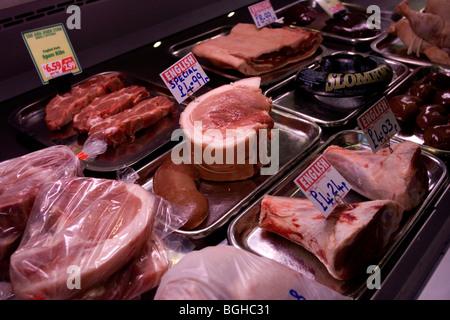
[0,146,82,261]
[154,245,348,300]
[259,196,404,280]
[322,141,429,211]
[9,177,168,300]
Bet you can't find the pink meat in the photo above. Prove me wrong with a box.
[322,141,429,211]
[45,72,126,131]
[87,95,175,146]
[9,178,156,300]
[72,85,150,133]
[0,146,81,261]
[259,195,403,280]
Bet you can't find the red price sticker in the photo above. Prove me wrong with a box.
[41,56,77,78]
[316,0,347,17]
[294,155,352,218]
[357,96,400,153]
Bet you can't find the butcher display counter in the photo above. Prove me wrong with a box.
[0,0,449,301]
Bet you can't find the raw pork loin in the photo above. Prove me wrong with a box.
[322,141,428,211]
[45,72,126,131]
[192,23,323,75]
[0,146,82,261]
[179,77,273,181]
[259,196,404,280]
[9,177,158,300]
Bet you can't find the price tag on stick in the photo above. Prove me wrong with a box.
[357,96,400,153]
[22,23,81,84]
[160,52,210,104]
[248,0,277,28]
[294,155,352,218]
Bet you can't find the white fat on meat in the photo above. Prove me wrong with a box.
[179,77,273,181]
[259,196,404,280]
[9,178,156,300]
[322,141,429,211]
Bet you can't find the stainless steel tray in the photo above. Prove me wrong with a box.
[386,65,450,158]
[168,25,328,86]
[228,130,448,299]
[264,54,409,127]
[371,31,450,68]
[135,108,322,239]
[8,72,187,172]
[275,1,393,45]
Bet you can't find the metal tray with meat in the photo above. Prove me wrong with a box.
[371,32,442,68]
[134,108,322,239]
[228,130,448,299]
[168,25,328,87]
[275,0,393,45]
[8,71,187,172]
[264,53,409,127]
[386,65,450,158]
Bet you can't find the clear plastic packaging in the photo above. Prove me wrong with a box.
[0,145,83,262]
[154,245,350,300]
[9,177,190,300]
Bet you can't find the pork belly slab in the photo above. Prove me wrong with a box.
[322,141,429,211]
[9,178,157,300]
[192,23,323,76]
[45,72,126,131]
[259,196,403,280]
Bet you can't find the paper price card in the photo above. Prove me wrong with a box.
[248,0,277,28]
[357,97,400,153]
[316,0,347,17]
[160,52,210,104]
[22,24,81,84]
[294,155,352,218]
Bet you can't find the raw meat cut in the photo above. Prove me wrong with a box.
[154,245,348,300]
[9,177,157,300]
[87,95,175,146]
[259,196,403,280]
[0,146,82,261]
[153,160,208,230]
[192,23,323,75]
[72,85,150,133]
[75,234,169,300]
[322,141,428,211]
[388,0,450,65]
[179,77,273,181]
[45,72,126,131]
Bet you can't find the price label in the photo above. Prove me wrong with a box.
[42,56,77,78]
[357,97,400,153]
[22,24,81,84]
[160,52,209,104]
[294,155,352,218]
[248,0,277,28]
[316,0,347,17]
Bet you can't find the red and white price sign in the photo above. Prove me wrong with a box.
[248,0,277,28]
[160,52,209,104]
[294,155,352,218]
[41,56,77,78]
[357,96,400,153]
